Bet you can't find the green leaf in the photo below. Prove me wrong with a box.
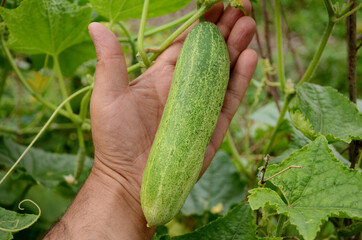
[290,83,362,143]
[182,151,246,216]
[0,0,92,55]
[0,171,34,206]
[0,137,93,189]
[271,123,310,164]
[272,123,349,166]
[174,203,257,240]
[250,101,282,127]
[58,40,96,77]
[151,226,169,240]
[24,185,72,223]
[248,136,362,240]
[0,231,12,240]
[89,0,193,22]
[0,202,39,232]
[29,38,96,77]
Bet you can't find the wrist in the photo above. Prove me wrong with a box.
[45,162,155,240]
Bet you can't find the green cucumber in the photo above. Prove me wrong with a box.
[141,22,230,227]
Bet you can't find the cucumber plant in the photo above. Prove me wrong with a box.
[0,0,361,239]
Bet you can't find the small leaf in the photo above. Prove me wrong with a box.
[29,38,96,77]
[250,101,282,127]
[289,110,316,140]
[249,136,362,240]
[290,83,362,143]
[89,0,193,22]
[0,0,92,55]
[0,137,93,189]
[182,151,246,216]
[26,72,49,92]
[0,200,40,232]
[152,226,169,240]
[230,0,246,15]
[0,231,12,240]
[174,203,257,240]
[58,40,96,76]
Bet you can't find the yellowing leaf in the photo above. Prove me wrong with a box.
[211,203,223,214]
[26,72,49,92]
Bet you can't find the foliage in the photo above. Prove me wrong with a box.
[0,0,361,239]
[290,83,362,143]
[182,151,247,216]
[155,203,257,240]
[0,0,92,55]
[249,136,362,240]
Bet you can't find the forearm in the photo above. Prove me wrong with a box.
[44,167,155,240]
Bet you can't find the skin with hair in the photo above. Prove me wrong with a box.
[43,2,257,239]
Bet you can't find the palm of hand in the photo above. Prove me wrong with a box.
[91,62,175,186]
[89,3,257,201]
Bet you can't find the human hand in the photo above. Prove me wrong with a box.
[89,1,257,238]
[44,3,257,240]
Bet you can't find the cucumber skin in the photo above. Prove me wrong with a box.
[141,22,230,227]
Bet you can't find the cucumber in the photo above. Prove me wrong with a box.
[141,22,230,227]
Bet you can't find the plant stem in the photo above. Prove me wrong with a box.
[0,51,9,102]
[276,214,287,237]
[74,125,86,179]
[0,85,93,185]
[259,155,270,185]
[127,63,140,73]
[332,3,362,23]
[53,55,75,118]
[126,5,208,73]
[262,165,301,184]
[245,67,267,158]
[118,10,196,42]
[0,0,5,7]
[225,130,250,178]
[118,22,137,63]
[252,5,280,111]
[346,0,360,169]
[0,34,84,123]
[274,0,286,93]
[356,151,362,169]
[262,0,273,68]
[264,94,293,155]
[281,4,303,79]
[137,0,151,67]
[297,21,335,87]
[324,0,335,18]
[149,5,207,62]
[346,0,358,104]
[79,89,92,121]
[261,0,281,111]
[0,123,81,135]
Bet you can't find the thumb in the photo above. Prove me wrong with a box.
[88,22,129,96]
